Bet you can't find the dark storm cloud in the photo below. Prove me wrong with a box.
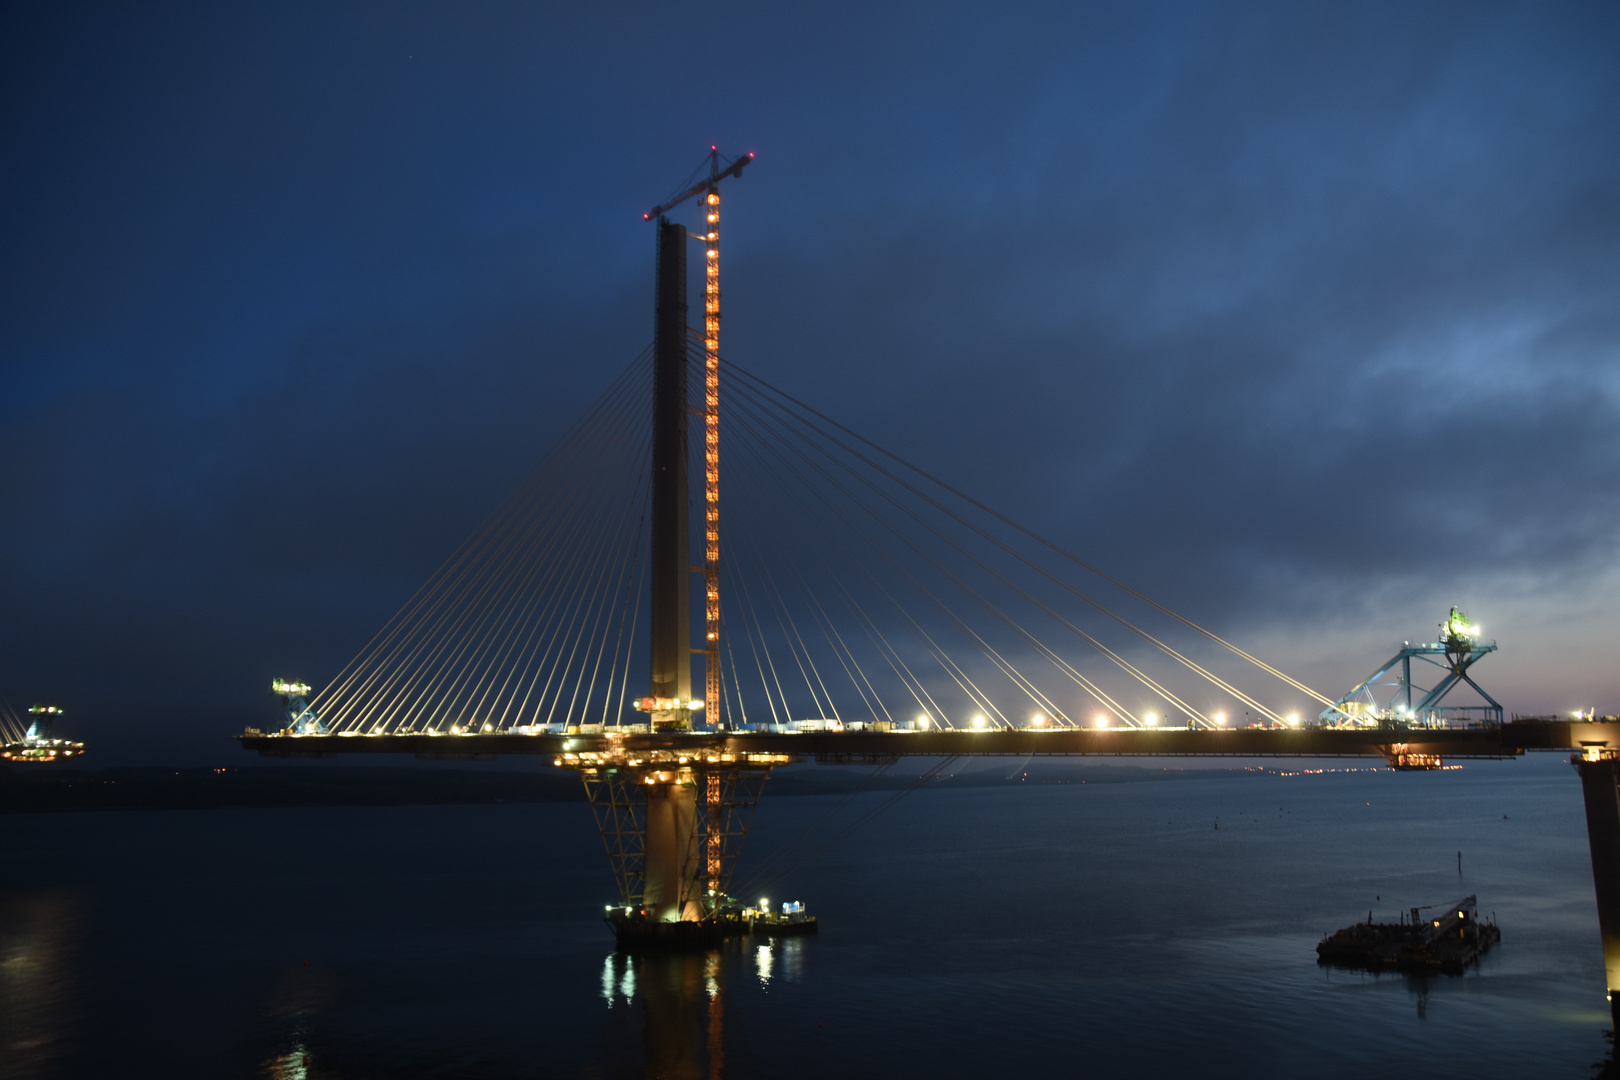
[2,1,1616,762]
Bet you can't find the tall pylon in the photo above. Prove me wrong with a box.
[641,148,753,731]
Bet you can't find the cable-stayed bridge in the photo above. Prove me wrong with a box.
[0,696,81,763]
[239,152,1620,1010]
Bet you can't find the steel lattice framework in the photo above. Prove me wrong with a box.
[580,762,773,910]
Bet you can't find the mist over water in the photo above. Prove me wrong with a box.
[3,753,1610,1078]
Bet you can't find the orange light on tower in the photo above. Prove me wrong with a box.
[706,771,722,893]
[703,188,722,722]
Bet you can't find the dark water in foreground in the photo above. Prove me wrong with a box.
[3,754,1612,1079]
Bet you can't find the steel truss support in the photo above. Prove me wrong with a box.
[694,766,771,905]
[578,764,772,919]
[580,769,650,907]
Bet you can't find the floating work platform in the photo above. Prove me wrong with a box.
[1316,894,1498,974]
[606,902,817,952]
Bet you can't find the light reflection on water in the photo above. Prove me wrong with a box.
[261,1041,310,1080]
[754,943,772,984]
[5,756,1618,1077]
[588,938,811,1080]
[0,892,82,1080]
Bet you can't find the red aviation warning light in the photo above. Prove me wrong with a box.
[641,152,753,221]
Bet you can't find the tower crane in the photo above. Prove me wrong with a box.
[645,148,754,729]
[642,149,753,221]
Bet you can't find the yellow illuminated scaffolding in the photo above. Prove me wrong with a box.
[702,186,722,728]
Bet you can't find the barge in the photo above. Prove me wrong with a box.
[1316,894,1499,974]
[606,899,817,951]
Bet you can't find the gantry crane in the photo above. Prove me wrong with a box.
[644,148,754,731]
[1319,607,1503,728]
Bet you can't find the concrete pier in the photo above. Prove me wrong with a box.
[1575,753,1620,1026]
[642,779,700,922]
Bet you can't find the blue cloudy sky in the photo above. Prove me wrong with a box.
[2,2,1616,763]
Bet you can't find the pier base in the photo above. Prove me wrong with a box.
[644,781,701,922]
[1574,754,1620,1027]
[578,760,779,942]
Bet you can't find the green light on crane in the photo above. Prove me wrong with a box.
[1443,607,1481,642]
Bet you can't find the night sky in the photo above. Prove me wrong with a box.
[3,2,1617,765]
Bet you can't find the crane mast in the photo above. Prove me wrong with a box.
[645,148,753,732]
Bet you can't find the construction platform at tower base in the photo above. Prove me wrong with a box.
[606,902,818,952]
[1316,894,1498,974]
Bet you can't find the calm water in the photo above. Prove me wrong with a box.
[3,754,1612,1078]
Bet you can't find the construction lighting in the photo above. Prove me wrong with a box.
[634,697,704,712]
[1144,713,1157,726]
[1094,714,1109,728]
[1443,607,1481,640]
[971,715,987,729]
[1287,713,1300,726]
[270,680,310,696]
[1213,712,1226,725]
[916,715,930,729]
[701,178,723,728]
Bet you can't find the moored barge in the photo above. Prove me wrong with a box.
[1317,894,1498,974]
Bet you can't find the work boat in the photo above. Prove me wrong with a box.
[604,897,817,950]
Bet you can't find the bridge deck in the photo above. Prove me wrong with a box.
[239,720,1618,761]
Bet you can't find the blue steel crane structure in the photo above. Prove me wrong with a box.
[1319,607,1504,728]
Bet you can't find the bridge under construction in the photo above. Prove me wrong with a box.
[0,700,80,763]
[238,150,1620,1016]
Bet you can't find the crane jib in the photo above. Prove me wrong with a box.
[642,153,754,220]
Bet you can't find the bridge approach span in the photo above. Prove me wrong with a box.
[240,719,1616,764]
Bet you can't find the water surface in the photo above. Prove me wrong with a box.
[3,754,1610,1077]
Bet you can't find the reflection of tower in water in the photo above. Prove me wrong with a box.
[705,951,725,1080]
[596,939,807,1079]
[598,950,720,1080]
[638,951,712,1080]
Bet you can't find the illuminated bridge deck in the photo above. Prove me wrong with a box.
[240,720,1618,763]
